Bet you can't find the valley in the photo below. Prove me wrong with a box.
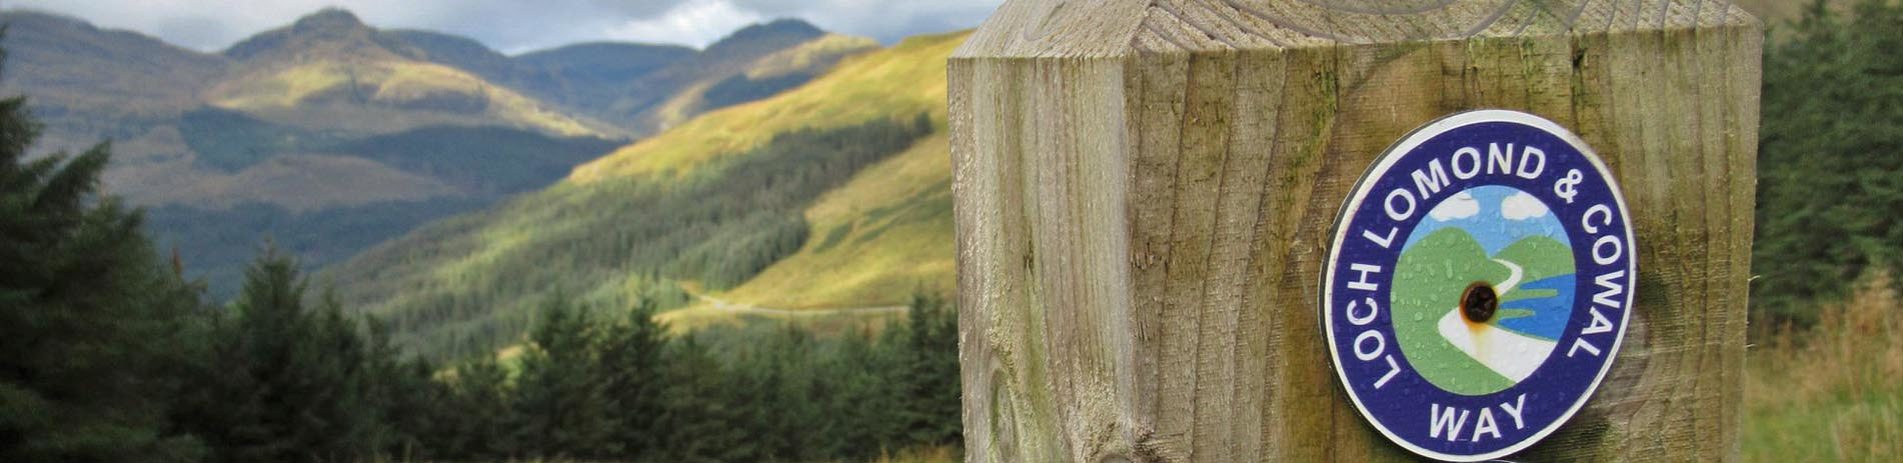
[0,8,885,300]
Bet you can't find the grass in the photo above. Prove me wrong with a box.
[569,31,965,182]
[1746,270,1903,462]
[377,445,958,463]
[712,132,955,310]
[650,33,880,129]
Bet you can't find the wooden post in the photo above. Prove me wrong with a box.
[949,1,1760,461]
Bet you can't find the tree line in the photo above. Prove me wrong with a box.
[1752,0,1903,327]
[185,252,959,463]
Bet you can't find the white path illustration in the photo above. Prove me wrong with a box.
[1437,258,1557,382]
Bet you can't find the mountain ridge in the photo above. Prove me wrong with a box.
[0,7,874,301]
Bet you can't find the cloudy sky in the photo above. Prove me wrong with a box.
[8,0,1003,54]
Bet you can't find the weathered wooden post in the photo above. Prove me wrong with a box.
[949,1,1760,461]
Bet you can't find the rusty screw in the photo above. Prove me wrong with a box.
[1461,281,1499,323]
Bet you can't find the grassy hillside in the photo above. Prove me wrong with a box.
[717,132,954,309]
[596,31,964,324]
[327,32,966,358]
[646,33,878,131]
[572,32,958,181]
[606,19,866,135]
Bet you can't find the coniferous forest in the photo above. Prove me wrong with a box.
[0,44,959,461]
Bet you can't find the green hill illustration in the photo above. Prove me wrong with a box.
[1494,235,1573,283]
[1392,227,1517,395]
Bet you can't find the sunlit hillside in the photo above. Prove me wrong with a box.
[324,32,966,358]
[570,32,957,182]
[645,33,880,132]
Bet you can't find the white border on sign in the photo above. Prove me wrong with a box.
[1319,109,1639,462]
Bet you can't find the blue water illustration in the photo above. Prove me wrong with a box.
[1495,275,1575,341]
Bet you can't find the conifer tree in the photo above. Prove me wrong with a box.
[513,296,612,458]
[0,39,208,463]
[436,355,518,460]
[1754,0,1903,324]
[205,250,383,462]
[896,292,962,447]
[597,298,670,459]
[656,336,750,462]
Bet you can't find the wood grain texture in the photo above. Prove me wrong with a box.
[950,0,1761,461]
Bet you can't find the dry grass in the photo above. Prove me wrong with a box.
[1746,270,1903,462]
[374,445,957,463]
[867,446,959,463]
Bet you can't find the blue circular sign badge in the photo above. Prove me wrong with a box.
[1322,110,1636,461]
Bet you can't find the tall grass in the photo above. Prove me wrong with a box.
[866,446,959,463]
[1746,271,1903,462]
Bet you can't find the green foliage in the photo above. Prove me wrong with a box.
[322,291,960,463]
[180,250,386,462]
[147,122,618,301]
[326,125,621,196]
[0,54,210,462]
[645,293,962,462]
[146,197,490,301]
[1754,0,1903,326]
[895,293,961,446]
[597,299,669,459]
[177,106,334,172]
[329,115,935,359]
[431,355,517,458]
[512,296,613,458]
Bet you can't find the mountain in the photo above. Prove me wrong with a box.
[0,8,870,299]
[393,18,874,137]
[543,19,877,135]
[324,32,965,358]
[204,9,618,138]
[0,10,229,175]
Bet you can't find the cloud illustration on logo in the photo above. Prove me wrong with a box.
[1501,192,1549,220]
[1428,191,1480,221]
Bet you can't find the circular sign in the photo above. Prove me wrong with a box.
[1322,110,1636,461]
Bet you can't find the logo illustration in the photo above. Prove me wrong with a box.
[1322,110,1636,461]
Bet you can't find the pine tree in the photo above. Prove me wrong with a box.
[656,336,750,462]
[513,296,612,459]
[0,39,209,463]
[828,327,904,460]
[191,250,383,462]
[597,298,670,460]
[896,292,961,447]
[436,355,518,460]
[1754,0,1903,325]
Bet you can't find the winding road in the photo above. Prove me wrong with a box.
[1436,258,1556,382]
